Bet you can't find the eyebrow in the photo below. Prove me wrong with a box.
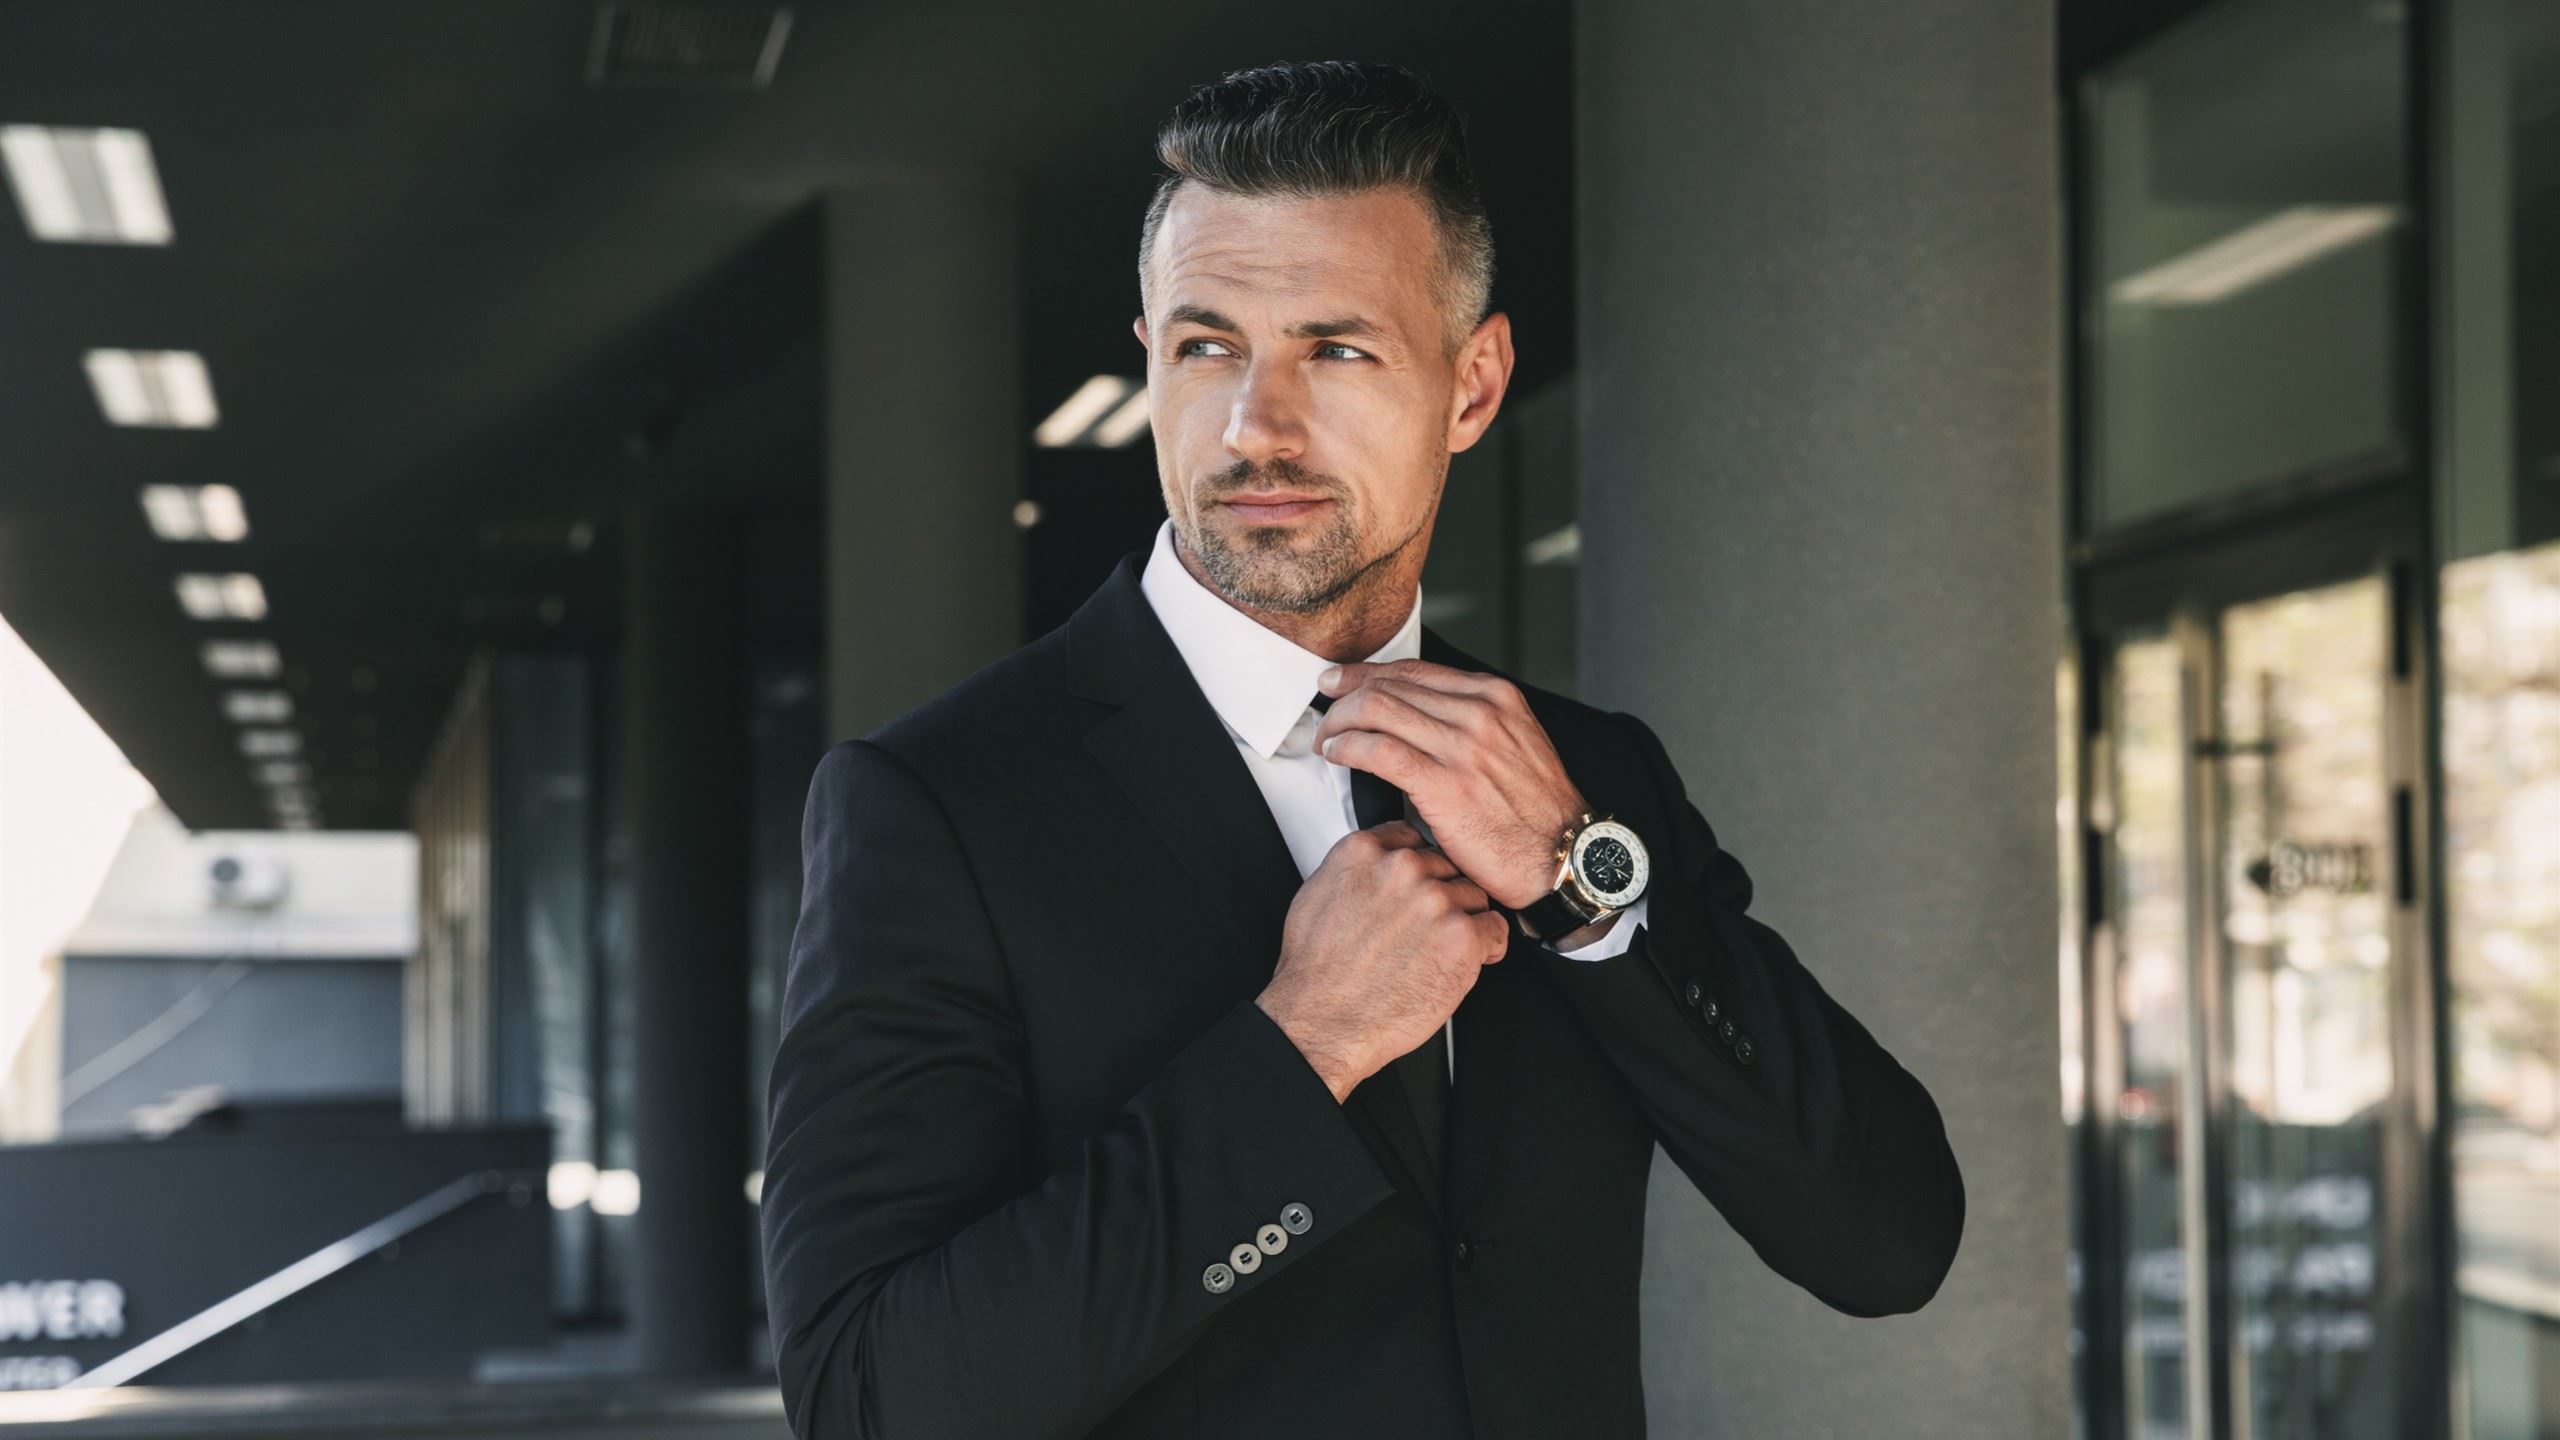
[1163,304,1388,343]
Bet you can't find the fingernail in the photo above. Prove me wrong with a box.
[1318,665,1341,690]
[1321,735,1339,757]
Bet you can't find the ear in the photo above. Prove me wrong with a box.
[1131,314,1150,354]
[1445,310,1515,455]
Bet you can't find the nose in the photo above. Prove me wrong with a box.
[1221,356,1308,464]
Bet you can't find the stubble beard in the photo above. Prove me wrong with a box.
[1190,496,1369,615]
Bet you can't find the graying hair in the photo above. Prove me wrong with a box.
[1136,60,1497,359]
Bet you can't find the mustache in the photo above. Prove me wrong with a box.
[1206,457,1342,498]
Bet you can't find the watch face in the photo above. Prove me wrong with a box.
[1572,820,1649,906]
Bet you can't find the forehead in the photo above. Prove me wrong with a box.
[1148,183,1439,324]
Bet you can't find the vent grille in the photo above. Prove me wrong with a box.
[589,3,792,88]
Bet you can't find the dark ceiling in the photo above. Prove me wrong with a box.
[0,0,1576,832]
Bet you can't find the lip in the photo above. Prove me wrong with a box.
[1222,492,1330,519]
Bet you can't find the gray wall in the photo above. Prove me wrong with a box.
[1575,2,2072,1436]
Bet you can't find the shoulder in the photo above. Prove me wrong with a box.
[805,619,1085,807]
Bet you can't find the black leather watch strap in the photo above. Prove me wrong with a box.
[1512,886,1603,942]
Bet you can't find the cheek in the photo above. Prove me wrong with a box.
[1312,385,1440,493]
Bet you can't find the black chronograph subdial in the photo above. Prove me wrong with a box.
[1582,837,1636,894]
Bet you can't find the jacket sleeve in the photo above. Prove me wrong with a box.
[761,739,1398,1440]
[1527,709,1965,1317]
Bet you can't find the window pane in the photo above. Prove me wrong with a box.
[2082,0,2408,533]
[2445,541,2560,1439]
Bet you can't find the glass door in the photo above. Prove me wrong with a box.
[2078,493,2439,1440]
[2205,576,2408,1440]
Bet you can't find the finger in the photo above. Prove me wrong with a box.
[1363,818,1430,848]
[1314,683,1463,767]
[1314,676,1494,755]
[1319,658,1519,707]
[1436,873,1492,913]
[1475,909,1512,959]
[1320,728,1439,795]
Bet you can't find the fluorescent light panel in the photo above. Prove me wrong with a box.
[86,348,218,428]
[173,571,266,620]
[1033,375,1137,448]
[0,124,171,244]
[1090,388,1152,448]
[252,760,308,786]
[226,690,293,724]
[2111,204,2401,307]
[200,639,279,678]
[140,483,248,541]
[1523,522,1581,567]
[238,728,300,758]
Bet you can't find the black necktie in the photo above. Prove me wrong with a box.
[1308,688,1449,1176]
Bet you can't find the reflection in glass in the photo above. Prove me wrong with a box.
[2214,578,2397,1439]
[2445,542,2560,1440]
[2112,635,2196,1439]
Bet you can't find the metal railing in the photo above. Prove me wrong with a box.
[66,1169,517,1389]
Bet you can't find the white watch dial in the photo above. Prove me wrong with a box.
[1570,819,1649,908]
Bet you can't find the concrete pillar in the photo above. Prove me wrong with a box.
[821,176,1025,744]
[1575,3,2070,1436]
[624,499,753,1375]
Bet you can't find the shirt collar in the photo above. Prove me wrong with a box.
[1138,516,1422,759]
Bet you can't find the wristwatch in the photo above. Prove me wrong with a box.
[1510,810,1650,942]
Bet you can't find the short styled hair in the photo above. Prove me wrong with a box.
[1137,60,1497,358]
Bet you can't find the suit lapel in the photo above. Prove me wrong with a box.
[1071,551,1447,1216]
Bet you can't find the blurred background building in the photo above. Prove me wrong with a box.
[0,0,2549,1438]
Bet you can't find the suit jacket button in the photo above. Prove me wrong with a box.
[1454,1239,1474,1271]
[1255,1223,1288,1255]
[1229,1242,1263,1274]
[1720,1018,1737,1041]
[1280,1202,1313,1235]
[1203,1263,1235,1294]
[1702,999,1719,1022]
[1683,978,1703,1006]
[1734,1036,1756,1064]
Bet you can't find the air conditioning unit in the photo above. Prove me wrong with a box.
[207,852,289,910]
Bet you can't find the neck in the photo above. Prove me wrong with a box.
[1172,527,1423,664]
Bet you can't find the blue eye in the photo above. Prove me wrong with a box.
[1174,337,1234,358]
[1315,343,1365,360]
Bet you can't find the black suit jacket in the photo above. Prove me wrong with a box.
[760,547,1964,1440]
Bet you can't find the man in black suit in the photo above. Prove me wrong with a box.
[761,59,1963,1440]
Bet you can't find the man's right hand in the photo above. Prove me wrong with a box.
[1257,819,1512,1103]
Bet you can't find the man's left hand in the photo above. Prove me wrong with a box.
[1312,658,1588,910]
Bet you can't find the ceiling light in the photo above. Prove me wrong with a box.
[1523,523,1581,567]
[238,729,301,758]
[85,348,218,428]
[174,571,266,621]
[1090,388,1152,448]
[591,1168,640,1216]
[0,125,171,244]
[252,760,309,786]
[2111,205,2401,307]
[1033,375,1137,448]
[226,691,293,724]
[140,483,249,541]
[200,639,279,678]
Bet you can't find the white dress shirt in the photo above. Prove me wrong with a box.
[1136,517,1650,1081]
